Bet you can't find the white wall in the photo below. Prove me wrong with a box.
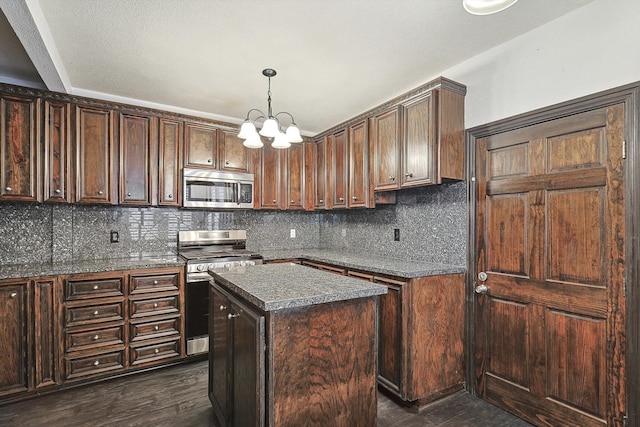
[440,0,640,128]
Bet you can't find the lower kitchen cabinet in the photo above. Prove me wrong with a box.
[0,281,30,397]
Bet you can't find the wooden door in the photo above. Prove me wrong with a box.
[330,129,348,208]
[260,143,282,209]
[474,105,625,426]
[158,118,182,206]
[285,142,305,210]
[314,138,327,209]
[219,130,250,173]
[372,107,401,191]
[376,277,404,398]
[119,112,156,205]
[348,119,370,208]
[402,92,435,187]
[0,281,30,396]
[75,105,116,204]
[43,100,72,203]
[0,94,40,202]
[33,277,60,389]
[184,122,217,169]
[209,285,230,426]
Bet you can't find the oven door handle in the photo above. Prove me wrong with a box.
[236,182,241,205]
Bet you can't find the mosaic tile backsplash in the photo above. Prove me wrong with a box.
[0,181,466,266]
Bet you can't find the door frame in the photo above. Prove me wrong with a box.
[465,82,640,426]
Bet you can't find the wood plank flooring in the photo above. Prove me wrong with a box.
[0,360,532,426]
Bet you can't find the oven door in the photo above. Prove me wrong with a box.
[185,280,210,355]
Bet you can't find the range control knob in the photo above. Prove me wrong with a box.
[224,262,233,269]
[196,265,205,272]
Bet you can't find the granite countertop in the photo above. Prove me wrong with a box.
[257,249,466,279]
[210,263,388,311]
[0,255,185,279]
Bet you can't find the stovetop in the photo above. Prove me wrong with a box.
[179,247,261,262]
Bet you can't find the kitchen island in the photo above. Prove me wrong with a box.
[208,263,387,427]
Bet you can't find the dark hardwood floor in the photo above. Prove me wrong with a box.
[0,361,532,426]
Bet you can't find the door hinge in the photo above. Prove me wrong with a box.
[624,276,627,297]
[622,140,627,159]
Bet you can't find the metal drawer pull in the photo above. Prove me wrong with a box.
[154,348,160,354]
[98,190,104,195]
[319,199,324,203]
[339,197,344,201]
[153,303,158,308]
[220,305,226,310]
[10,292,17,298]
[389,176,395,181]
[405,172,413,178]
[93,310,99,316]
[55,189,61,194]
[207,159,212,163]
[154,325,160,331]
[153,280,158,285]
[167,194,173,199]
[228,313,239,319]
[352,196,357,200]
[92,285,99,290]
[127,192,132,196]
[93,334,100,340]
[93,360,100,366]
[5,186,11,192]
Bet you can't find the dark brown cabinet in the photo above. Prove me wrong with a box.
[259,143,283,209]
[0,281,29,397]
[43,100,73,203]
[313,138,327,210]
[75,105,117,204]
[285,142,308,210]
[219,130,250,173]
[371,107,401,191]
[348,119,371,208]
[209,284,265,427]
[158,118,182,206]
[119,112,157,206]
[0,94,40,202]
[328,129,348,209]
[33,277,62,390]
[184,122,218,169]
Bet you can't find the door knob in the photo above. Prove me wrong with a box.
[478,271,488,282]
[475,284,489,294]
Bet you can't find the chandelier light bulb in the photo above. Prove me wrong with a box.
[272,131,291,149]
[259,118,279,138]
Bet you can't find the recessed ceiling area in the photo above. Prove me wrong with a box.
[0,0,594,135]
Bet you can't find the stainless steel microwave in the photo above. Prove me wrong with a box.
[182,168,254,209]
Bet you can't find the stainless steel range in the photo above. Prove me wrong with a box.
[178,230,262,355]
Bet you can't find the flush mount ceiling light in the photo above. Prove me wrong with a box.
[463,0,518,15]
[238,68,303,149]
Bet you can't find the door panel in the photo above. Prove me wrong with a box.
[474,104,625,426]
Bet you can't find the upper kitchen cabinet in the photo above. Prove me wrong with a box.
[371,107,401,191]
[348,119,372,208]
[75,105,117,205]
[285,142,311,210]
[328,129,348,209]
[372,77,466,189]
[184,122,218,169]
[259,142,284,209]
[313,138,327,210]
[219,130,251,173]
[119,112,158,206]
[0,93,41,202]
[43,100,73,203]
[158,118,182,207]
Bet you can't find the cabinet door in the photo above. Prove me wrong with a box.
[119,112,156,205]
[0,94,40,202]
[285,142,305,210]
[158,118,182,206]
[33,277,61,389]
[348,120,370,208]
[313,138,326,209]
[184,122,218,169]
[372,107,401,191]
[43,100,73,203]
[0,282,29,396]
[402,92,436,187]
[209,286,230,426]
[260,143,282,209]
[219,130,250,173]
[76,105,116,204]
[230,299,265,427]
[376,277,405,398]
[330,129,348,209]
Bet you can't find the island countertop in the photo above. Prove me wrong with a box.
[209,263,387,311]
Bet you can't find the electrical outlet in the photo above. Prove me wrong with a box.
[110,231,119,243]
[394,228,400,241]
[290,229,296,238]
[341,228,347,237]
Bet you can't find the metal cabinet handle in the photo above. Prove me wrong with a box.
[93,360,100,366]
[5,186,11,192]
[220,305,226,310]
[10,292,17,298]
[153,303,158,308]
[389,176,395,181]
[154,325,160,331]
[207,159,212,163]
[225,161,229,165]
[98,190,104,195]
[228,313,239,319]
[153,280,158,285]
[127,192,132,197]
[93,334,100,340]
[55,189,61,194]
[475,284,489,294]
[405,172,413,178]
[290,200,295,203]
[92,285,99,290]
[93,310,99,316]
[352,196,357,200]
[167,194,173,199]
[154,348,160,354]
[272,199,276,203]
[319,199,324,203]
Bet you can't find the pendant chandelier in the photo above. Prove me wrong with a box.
[238,68,303,149]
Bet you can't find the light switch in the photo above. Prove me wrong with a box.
[290,229,296,238]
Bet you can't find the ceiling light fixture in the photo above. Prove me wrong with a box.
[238,68,303,149]
[463,0,518,15]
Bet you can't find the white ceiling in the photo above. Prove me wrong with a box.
[0,0,594,135]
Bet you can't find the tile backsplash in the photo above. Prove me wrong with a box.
[0,181,467,266]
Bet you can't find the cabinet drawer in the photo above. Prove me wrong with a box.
[130,273,180,294]
[65,349,125,380]
[302,261,347,275]
[129,295,179,318]
[65,301,124,327]
[130,338,181,366]
[66,325,124,352]
[130,316,180,342]
[66,278,124,300]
